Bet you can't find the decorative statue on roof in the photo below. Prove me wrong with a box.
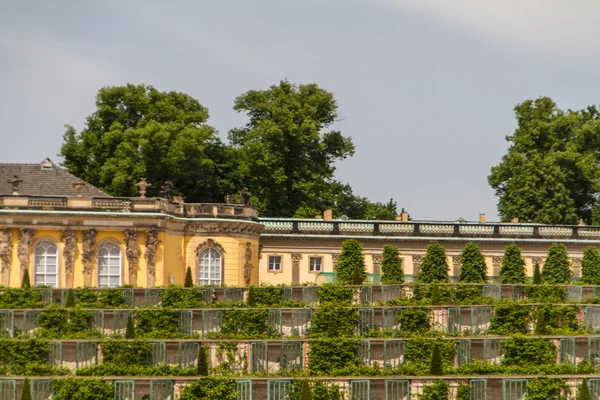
[240,188,251,206]
[160,181,174,201]
[8,175,22,195]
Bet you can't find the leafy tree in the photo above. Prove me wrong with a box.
[581,247,600,285]
[429,343,444,375]
[421,380,449,400]
[458,242,487,283]
[60,83,235,201]
[184,267,193,288]
[21,269,30,289]
[500,244,526,284]
[65,289,75,308]
[52,379,114,400]
[381,245,404,284]
[228,80,355,217]
[197,345,209,376]
[419,242,449,283]
[542,244,572,284]
[125,315,135,339]
[336,239,366,285]
[21,377,31,400]
[489,97,600,224]
[534,307,548,335]
[533,262,542,284]
[179,378,237,400]
[578,379,591,400]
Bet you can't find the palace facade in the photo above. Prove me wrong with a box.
[1,159,598,289]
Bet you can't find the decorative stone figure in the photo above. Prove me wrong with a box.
[0,229,13,286]
[18,229,34,280]
[244,242,253,285]
[72,181,87,197]
[8,175,22,195]
[82,229,97,286]
[160,181,174,200]
[136,178,152,198]
[61,228,77,288]
[145,229,160,287]
[240,188,251,206]
[124,229,140,285]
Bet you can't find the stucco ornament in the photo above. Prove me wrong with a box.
[0,228,12,273]
[124,229,140,284]
[18,229,34,273]
[145,229,160,287]
[244,242,253,285]
[82,229,97,286]
[61,228,77,274]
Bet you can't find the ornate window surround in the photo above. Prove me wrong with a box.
[194,239,225,286]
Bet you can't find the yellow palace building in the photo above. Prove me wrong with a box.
[1,159,599,289]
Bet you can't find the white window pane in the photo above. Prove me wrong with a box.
[99,276,109,285]
[46,265,57,274]
[46,256,57,264]
[35,274,45,283]
[110,276,120,285]
[46,246,57,255]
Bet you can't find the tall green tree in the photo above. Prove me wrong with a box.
[500,244,526,284]
[197,345,209,376]
[65,289,75,308]
[542,244,572,284]
[381,245,404,284]
[21,269,30,289]
[21,377,31,400]
[581,247,600,285]
[429,342,444,375]
[532,262,542,284]
[336,239,366,285]
[60,84,236,201]
[419,242,449,283]
[458,242,487,283]
[489,97,600,224]
[184,267,194,288]
[228,80,355,216]
[578,379,591,400]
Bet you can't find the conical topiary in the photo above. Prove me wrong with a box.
[458,242,487,283]
[125,315,135,339]
[500,244,526,284]
[542,243,572,284]
[534,307,548,335]
[184,266,194,288]
[336,239,366,285]
[578,379,591,400]
[21,377,32,400]
[197,345,209,376]
[65,289,75,308]
[381,245,404,284]
[532,262,542,284]
[581,248,600,285]
[21,269,31,289]
[430,284,441,306]
[419,242,449,283]
[429,342,444,375]
[298,380,312,400]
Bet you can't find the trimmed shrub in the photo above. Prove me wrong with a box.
[581,247,600,285]
[429,342,444,375]
[459,242,487,283]
[21,377,31,400]
[420,380,449,400]
[125,315,135,339]
[525,377,570,400]
[542,244,572,284]
[336,239,366,285]
[184,266,194,287]
[534,307,547,335]
[578,379,591,400]
[532,262,542,284]
[500,244,526,284]
[419,242,449,283]
[65,289,75,308]
[197,345,209,376]
[381,245,404,284]
[179,377,237,400]
[21,269,31,289]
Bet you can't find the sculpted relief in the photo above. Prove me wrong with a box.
[82,229,97,286]
[61,228,77,288]
[0,229,12,285]
[145,229,160,287]
[124,229,140,285]
[18,229,34,279]
[244,242,253,285]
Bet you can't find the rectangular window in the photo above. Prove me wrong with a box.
[269,256,282,271]
[309,257,322,272]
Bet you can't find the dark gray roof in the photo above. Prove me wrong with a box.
[0,159,110,197]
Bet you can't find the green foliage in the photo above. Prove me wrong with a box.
[76,364,196,376]
[311,382,342,400]
[229,80,355,216]
[419,242,449,283]
[525,377,570,400]
[297,380,312,400]
[429,341,444,375]
[488,97,600,224]
[398,308,431,336]
[456,383,470,400]
[136,309,183,338]
[404,338,455,368]
[221,309,268,338]
[52,378,114,400]
[185,266,194,287]
[430,284,442,305]
[247,285,283,307]
[311,306,359,337]
[336,239,366,285]
[98,288,125,307]
[65,289,75,308]
[534,307,547,335]
[489,300,531,335]
[525,285,567,303]
[500,244,526,284]
[0,339,59,375]
[179,377,237,400]
[317,284,354,305]
[459,242,487,283]
[381,245,404,284]
[38,306,93,338]
[538,304,580,333]
[77,287,99,305]
[308,339,358,375]
[21,377,31,400]
[197,345,209,376]
[532,262,542,284]
[502,335,556,366]
[101,340,153,365]
[578,379,591,400]
[0,288,43,308]
[160,286,205,308]
[125,314,135,339]
[21,269,30,289]
[542,244,572,284]
[420,380,449,400]
[581,247,600,285]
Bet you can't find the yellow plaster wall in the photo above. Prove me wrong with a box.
[161,233,184,286]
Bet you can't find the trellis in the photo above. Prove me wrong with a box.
[280,341,303,371]
[291,309,312,337]
[31,379,52,400]
[350,380,370,400]
[267,380,291,400]
[224,288,243,303]
[236,380,252,400]
[282,288,293,302]
[381,285,403,303]
[114,380,136,400]
[39,289,53,305]
[447,307,461,334]
[483,339,504,364]
[558,338,576,365]
[123,289,135,307]
[201,310,222,337]
[470,306,493,335]
[357,308,375,335]
[60,289,79,306]
[589,379,600,400]
[111,310,132,336]
[385,379,410,400]
[149,342,166,366]
[178,342,200,369]
[23,310,41,337]
[268,310,282,338]
[90,310,104,334]
[150,380,173,400]
[470,379,488,400]
[482,285,501,301]
[180,310,193,336]
[511,286,525,301]
[302,287,318,304]
[250,342,268,373]
[76,341,98,368]
[566,286,582,302]
[590,338,600,366]
[455,340,472,366]
[384,340,405,368]
[144,289,162,306]
[502,379,527,400]
[0,310,14,338]
[357,340,371,366]
[0,380,16,400]
[585,307,600,333]
[382,308,402,332]
[47,341,62,368]
[360,287,373,305]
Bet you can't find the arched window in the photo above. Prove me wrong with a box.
[198,248,222,286]
[34,240,58,287]
[98,241,121,288]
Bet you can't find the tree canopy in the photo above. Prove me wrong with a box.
[61,82,398,219]
[458,242,487,283]
[419,242,449,283]
[542,243,572,284]
[381,245,404,284]
[489,97,600,224]
[499,244,526,284]
[336,239,366,285]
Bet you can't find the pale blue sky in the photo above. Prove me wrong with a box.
[2,0,600,221]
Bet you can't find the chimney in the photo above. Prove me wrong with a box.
[479,213,486,223]
[511,217,519,223]
[401,211,409,222]
[323,209,333,221]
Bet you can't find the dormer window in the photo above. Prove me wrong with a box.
[40,158,53,170]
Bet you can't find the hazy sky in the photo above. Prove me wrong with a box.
[2,0,600,221]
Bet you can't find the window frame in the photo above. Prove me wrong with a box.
[309,256,322,273]
[268,255,282,272]
[34,239,59,288]
[97,241,123,288]
[197,247,223,286]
